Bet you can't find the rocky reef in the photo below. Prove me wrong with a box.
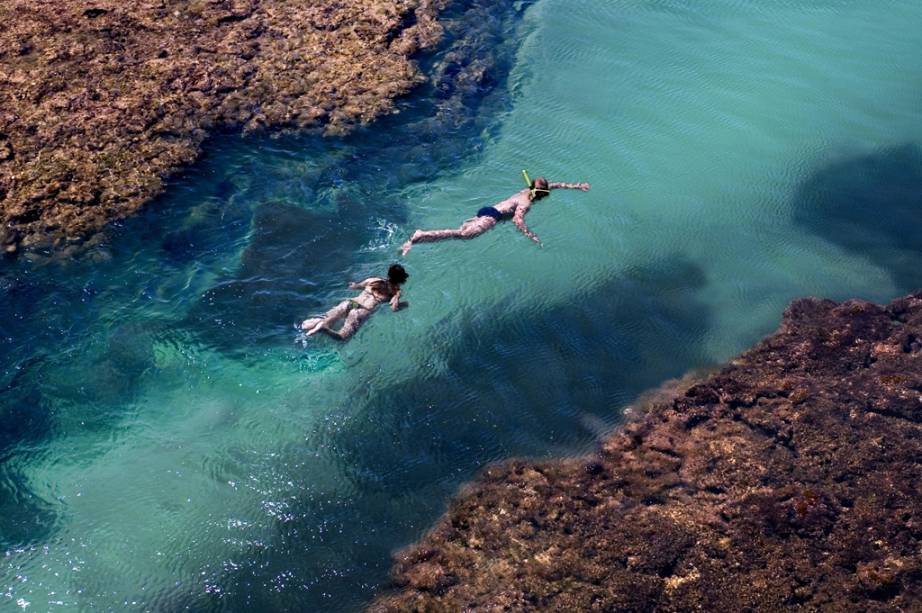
[371,292,922,611]
[0,0,445,253]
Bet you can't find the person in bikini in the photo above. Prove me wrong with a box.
[301,264,408,340]
[400,173,590,256]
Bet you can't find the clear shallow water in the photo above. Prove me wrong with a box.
[4,0,922,610]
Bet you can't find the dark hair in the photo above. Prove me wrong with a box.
[531,176,550,200]
[388,263,409,285]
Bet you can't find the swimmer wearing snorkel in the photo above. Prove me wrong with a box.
[301,264,408,340]
[400,171,590,256]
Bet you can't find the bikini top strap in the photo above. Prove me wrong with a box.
[367,277,393,297]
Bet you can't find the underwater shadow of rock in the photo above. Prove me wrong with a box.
[184,201,357,347]
[326,256,712,495]
[0,271,171,550]
[792,144,922,292]
[158,178,251,266]
[191,255,713,612]
[0,357,57,550]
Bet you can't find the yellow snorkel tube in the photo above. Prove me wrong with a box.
[522,169,550,198]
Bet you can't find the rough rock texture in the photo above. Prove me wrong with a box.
[371,292,922,612]
[0,0,445,253]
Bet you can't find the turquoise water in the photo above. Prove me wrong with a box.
[4,0,922,610]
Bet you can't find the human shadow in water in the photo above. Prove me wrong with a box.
[191,255,713,612]
[792,143,922,292]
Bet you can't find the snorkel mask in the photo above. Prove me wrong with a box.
[522,169,551,199]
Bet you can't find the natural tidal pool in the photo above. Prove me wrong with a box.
[4,0,922,610]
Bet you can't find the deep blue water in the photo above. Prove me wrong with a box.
[4,0,922,610]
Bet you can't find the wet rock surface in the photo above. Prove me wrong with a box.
[371,292,922,611]
[0,0,445,252]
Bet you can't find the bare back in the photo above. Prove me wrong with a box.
[491,188,532,217]
[351,278,397,310]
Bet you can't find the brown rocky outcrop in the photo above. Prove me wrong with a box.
[371,292,922,611]
[0,0,445,253]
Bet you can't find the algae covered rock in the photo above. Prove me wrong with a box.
[371,292,922,611]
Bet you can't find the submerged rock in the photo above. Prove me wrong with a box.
[0,0,447,253]
[371,291,922,611]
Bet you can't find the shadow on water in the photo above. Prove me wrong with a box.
[0,270,84,549]
[157,178,251,266]
[192,255,713,611]
[0,220,221,547]
[183,0,528,354]
[792,144,922,292]
[0,356,56,549]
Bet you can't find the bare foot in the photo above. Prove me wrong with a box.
[400,230,423,256]
[301,317,322,331]
[304,320,328,336]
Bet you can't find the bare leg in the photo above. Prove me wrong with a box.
[401,229,463,256]
[319,306,372,340]
[401,219,494,255]
[302,300,351,335]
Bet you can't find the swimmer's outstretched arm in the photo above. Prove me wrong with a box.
[548,181,591,191]
[389,289,402,311]
[513,203,541,245]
